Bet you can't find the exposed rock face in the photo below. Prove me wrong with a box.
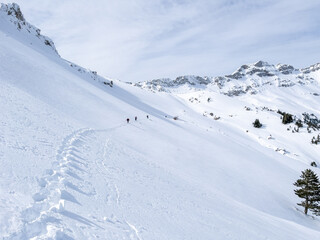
[134,75,211,92]
[301,63,320,74]
[3,3,25,21]
[135,60,320,96]
[276,64,295,75]
[0,3,59,55]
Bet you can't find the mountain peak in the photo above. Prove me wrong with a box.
[0,2,59,56]
[1,3,25,21]
[253,60,272,68]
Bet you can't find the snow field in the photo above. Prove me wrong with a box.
[1,4,320,238]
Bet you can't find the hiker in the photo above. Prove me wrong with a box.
[135,116,137,121]
[127,118,130,123]
[146,115,149,119]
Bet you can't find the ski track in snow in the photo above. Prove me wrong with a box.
[7,126,142,239]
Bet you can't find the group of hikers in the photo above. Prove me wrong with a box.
[127,115,149,123]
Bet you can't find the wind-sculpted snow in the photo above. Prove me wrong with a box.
[134,60,320,96]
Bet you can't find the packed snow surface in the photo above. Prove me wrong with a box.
[1,3,320,240]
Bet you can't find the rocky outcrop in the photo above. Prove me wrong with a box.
[0,3,59,55]
[134,75,211,92]
[301,63,320,74]
[3,2,25,21]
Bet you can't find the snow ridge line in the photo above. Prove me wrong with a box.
[7,128,96,239]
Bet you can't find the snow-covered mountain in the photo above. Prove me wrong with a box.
[1,3,320,240]
[0,3,58,56]
[134,60,320,96]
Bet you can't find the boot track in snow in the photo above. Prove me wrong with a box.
[8,126,142,239]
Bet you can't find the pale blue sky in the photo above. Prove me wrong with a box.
[8,0,320,82]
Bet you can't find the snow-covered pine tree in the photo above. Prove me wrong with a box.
[294,169,320,215]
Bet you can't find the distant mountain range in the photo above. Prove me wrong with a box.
[134,60,320,96]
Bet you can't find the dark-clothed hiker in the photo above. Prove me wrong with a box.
[135,116,137,121]
[127,118,130,123]
[146,115,149,119]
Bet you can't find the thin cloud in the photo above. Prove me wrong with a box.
[11,0,320,82]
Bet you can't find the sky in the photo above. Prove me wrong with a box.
[6,0,320,82]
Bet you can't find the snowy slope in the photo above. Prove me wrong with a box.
[1,3,320,240]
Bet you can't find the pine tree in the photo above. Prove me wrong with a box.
[282,113,293,124]
[253,119,262,128]
[294,169,320,215]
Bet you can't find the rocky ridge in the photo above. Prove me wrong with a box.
[0,3,114,87]
[134,60,320,96]
[0,3,58,55]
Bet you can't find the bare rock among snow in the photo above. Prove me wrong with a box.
[0,3,59,56]
[134,60,320,97]
[2,3,25,21]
